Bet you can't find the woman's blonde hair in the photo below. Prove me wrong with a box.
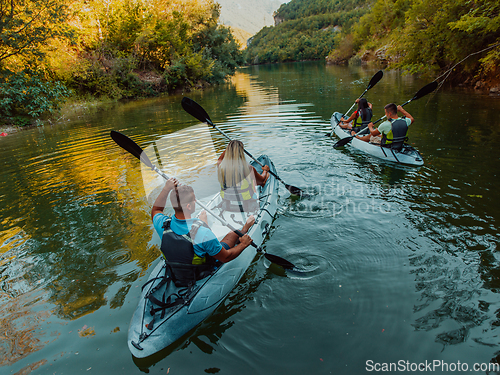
[218,140,252,188]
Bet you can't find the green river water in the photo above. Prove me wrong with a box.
[1,62,500,374]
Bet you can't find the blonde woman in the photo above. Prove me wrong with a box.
[217,140,270,211]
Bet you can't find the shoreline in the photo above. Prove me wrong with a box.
[2,65,498,136]
[0,97,120,135]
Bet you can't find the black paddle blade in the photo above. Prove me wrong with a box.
[333,136,354,148]
[285,183,306,197]
[412,81,438,101]
[181,97,212,125]
[110,130,154,169]
[264,253,296,270]
[367,70,384,90]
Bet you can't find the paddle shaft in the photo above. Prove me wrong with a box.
[150,164,258,248]
[154,165,259,250]
[370,96,417,126]
[342,87,368,118]
[181,97,304,197]
[109,130,260,249]
[329,70,384,137]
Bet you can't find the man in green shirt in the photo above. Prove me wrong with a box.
[354,103,414,145]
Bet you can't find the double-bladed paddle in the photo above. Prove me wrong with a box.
[342,70,384,118]
[332,81,439,148]
[110,130,296,270]
[327,70,384,136]
[181,97,306,198]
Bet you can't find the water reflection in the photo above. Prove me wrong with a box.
[0,82,248,369]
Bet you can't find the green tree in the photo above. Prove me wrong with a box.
[448,0,500,74]
[0,0,72,68]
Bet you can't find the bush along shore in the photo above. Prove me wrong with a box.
[0,0,243,131]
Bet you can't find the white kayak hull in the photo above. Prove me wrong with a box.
[331,112,424,166]
[127,155,279,358]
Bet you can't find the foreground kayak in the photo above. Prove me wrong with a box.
[128,154,279,358]
[331,112,424,166]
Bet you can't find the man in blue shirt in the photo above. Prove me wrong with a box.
[151,178,254,266]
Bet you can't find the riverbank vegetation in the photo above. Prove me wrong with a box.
[246,0,500,88]
[0,0,243,126]
[245,0,368,64]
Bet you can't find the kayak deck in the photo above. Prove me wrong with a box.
[127,154,279,358]
[331,112,424,166]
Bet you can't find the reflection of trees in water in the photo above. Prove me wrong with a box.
[0,289,51,367]
[132,260,277,371]
[0,82,247,367]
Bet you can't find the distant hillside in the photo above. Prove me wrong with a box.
[245,0,369,64]
[217,0,287,35]
[244,0,500,90]
[229,26,254,49]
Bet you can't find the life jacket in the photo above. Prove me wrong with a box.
[381,118,409,151]
[220,175,258,212]
[352,108,373,131]
[160,218,217,287]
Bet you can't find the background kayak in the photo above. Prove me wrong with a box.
[331,112,424,166]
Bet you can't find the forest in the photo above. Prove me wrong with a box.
[245,0,368,64]
[246,0,500,87]
[0,0,243,125]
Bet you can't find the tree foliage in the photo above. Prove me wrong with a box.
[275,0,367,20]
[251,0,500,82]
[0,70,70,121]
[349,0,500,77]
[0,0,72,66]
[0,0,243,123]
[65,0,243,97]
[246,0,369,64]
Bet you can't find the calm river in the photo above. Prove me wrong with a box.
[1,62,500,374]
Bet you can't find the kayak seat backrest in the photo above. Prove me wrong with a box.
[166,262,214,287]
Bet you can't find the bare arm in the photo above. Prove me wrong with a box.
[217,150,226,166]
[151,178,178,221]
[397,105,414,124]
[253,165,269,187]
[213,234,253,263]
[368,122,380,136]
[341,112,356,123]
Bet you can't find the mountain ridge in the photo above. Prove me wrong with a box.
[217,0,287,35]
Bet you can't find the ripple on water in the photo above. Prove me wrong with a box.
[96,247,133,274]
[284,254,333,280]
